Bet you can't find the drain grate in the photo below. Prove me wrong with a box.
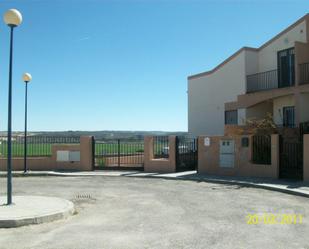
[74,194,95,200]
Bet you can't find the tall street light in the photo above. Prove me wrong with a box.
[3,9,23,205]
[23,73,32,173]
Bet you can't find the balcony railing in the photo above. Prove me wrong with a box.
[299,62,309,85]
[246,69,278,93]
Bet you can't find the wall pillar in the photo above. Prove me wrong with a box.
[271,134,280,179]
[144,136,176,173]
[80,136,94,171]
[303,134,309,181]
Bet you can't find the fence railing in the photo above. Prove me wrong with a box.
[0,136,80,158]
[153,136,169,159]
[299,62,309,85]
[246,69,278,93]
[252,135,271,165]
[94,139,144,168]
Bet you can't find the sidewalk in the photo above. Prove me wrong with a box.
[1,170,309,198]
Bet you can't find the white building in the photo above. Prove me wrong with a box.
[188,14,309,136]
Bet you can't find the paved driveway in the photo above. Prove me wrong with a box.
[0,176,308,249]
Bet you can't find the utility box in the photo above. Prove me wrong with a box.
[57,151,69,162]
[69,151,80,162]
[57,151,80,162]
[219,140,235,168]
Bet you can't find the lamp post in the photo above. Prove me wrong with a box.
[22,73,32,173]
[3,9,23,205]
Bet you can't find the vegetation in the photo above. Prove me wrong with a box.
[231,113,277,135]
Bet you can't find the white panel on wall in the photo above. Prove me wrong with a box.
[69,151,80,162]
[219,140,235,168]
[57,151,69,162]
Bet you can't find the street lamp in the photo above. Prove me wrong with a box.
[3,9,23,205]
[22,73,32,173]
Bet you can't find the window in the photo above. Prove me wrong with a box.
[278,48,295,88]
[283,106,295,127]
[225,110,238,125]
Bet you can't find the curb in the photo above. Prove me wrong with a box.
[0,197,75,228]
[1,172,309,199]
[128,174,309,199]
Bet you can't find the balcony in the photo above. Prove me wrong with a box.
[299,62,309,85]
[246,69,278,93]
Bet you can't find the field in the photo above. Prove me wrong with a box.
[0,140,145,158]
[0,142,53,157]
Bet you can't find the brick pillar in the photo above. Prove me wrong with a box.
[271,134,280,179]
[303,135,309,181]
[80,136,94,171]
[144,136,176,173]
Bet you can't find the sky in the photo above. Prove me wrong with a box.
[0,0,308,132]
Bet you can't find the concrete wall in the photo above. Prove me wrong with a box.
[245,50,259,75]
[144,136,176,173]
[0,136,94,171]
[198,135,279,178]
[273,95,295,125]
[188,50,247,136]
[258,20,307,72]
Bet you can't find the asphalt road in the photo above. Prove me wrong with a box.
[0,176,308,249]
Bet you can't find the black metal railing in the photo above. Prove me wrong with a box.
[299,62,309,85]
[153,136,169,159]
[246,69,278,93]
[94,139,144,168]
[252,135,271,165]
[0,136,80,157]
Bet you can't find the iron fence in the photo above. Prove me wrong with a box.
[0,136,80,157]
[246,69,278,93]
[252,135,271,165]
[94,139,144,169]
[153,136,169,159]
[299,62,309,85]
[176,136,198,171]
[279,136,303,180]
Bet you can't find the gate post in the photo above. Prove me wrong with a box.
[80,136,95,171]
[303,134,309,181]
[175,136,179,171]
[91,136,95,170]
[271,134,280,179]
[118,139,120,167]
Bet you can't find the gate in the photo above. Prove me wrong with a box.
[94,139,144,170]
[279,122,309,180]
[279,136,303,180]
[175,136,198,172]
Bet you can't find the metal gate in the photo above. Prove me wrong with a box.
[175,136,198,172]
[278,122,309,180]
[279,136,303,180]
[94,139,144,170]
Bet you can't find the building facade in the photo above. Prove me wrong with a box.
[188,14,309,136]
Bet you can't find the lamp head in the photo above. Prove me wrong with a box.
[3,9,22,27]
[22,73,32,83]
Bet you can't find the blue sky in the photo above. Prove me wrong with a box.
[0,0,308,131]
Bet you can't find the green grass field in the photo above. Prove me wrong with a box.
[0,141,145,157]
[0,143,53,157]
